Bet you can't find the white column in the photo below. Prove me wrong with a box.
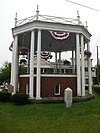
[27,51,30,73]
[59,52,61,73]
[12,35,19,94]
[36,29,41,99]
[10,41,14,85]
[29,30,35,98]
[76,34,81,96]
[72,51,74,73]
[87,42,92,95]
[75,50,77,73]
[55,52,57,73]
[81,35,85,96]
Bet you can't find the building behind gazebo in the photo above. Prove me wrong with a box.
[10,8,92,100]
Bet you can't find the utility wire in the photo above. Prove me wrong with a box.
[65,0,100,12]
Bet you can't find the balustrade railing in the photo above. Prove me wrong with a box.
[16,14,84,27]
[19,66,76,75]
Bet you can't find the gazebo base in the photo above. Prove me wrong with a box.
[28,95,95,104]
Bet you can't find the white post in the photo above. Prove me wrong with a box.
[59,52,61,73]
[72,51,74,73]
[76,34,81,96]
[64,69,66,74]
[29,30,35,98]
[10,42,14,85]
[36,29,41,99]
[64,87,72,108]
[12,35,19,94]
[87,42,92,95]
[81,35,85,96]
[27,51,30,73]
[55,52,57,73]
[75,49,77,73]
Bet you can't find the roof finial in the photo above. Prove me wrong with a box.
[77,10,80,25]
[36,5,39,20]
[15,12,17,27]
[37,5,39,10]
[85,21,88,29]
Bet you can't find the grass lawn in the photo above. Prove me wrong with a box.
[0,95,100,133]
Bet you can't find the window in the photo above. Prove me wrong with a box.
[54,84,60,95]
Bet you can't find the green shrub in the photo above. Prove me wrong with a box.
[11,93,29,105]
[93,85,100,94]
[0,91,11,102]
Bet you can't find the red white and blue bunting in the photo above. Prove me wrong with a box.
[49,31,70,42]
[41,52,52,60]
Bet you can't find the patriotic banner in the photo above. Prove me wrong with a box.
[41,30,76,52]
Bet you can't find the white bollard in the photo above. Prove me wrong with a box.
[64,87,72,108]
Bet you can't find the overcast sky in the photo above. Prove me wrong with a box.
[0,0,100,67]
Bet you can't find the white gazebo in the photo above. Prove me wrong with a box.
[10,8,92,100]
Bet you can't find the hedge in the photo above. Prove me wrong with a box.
[11,93,29,105]
[93,85,100,94]
[0,91,11,102]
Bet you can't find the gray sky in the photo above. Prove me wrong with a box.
[0,0,100,67]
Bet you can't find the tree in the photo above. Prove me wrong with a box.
[96,64,100,84]
[0,62,11,84]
